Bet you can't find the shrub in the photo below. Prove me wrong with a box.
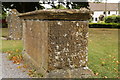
[89,23,120,28]
[0,11,8,28]
[99,15,104,21]
[114,16,120,23]
[104,15,120,23]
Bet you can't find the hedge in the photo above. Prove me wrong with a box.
[104,15,120,23]
[89,23,120,28]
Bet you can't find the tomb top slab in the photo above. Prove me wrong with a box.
[18,8,92,20]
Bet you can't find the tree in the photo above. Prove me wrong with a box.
[93,0,103,3]
[40,2,89,9]
[1,2,89,28]
[70,2,89,9]
[2,2,89,13]
[2,2,44,13]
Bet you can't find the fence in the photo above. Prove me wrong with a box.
[18,9,93,78]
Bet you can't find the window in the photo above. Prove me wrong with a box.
[103,11,106,14]
[92,17,94,20]
[95,18,97,21]
[108,11,110,14]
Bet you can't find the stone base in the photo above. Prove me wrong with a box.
[9,37,22,40]
[46,67,93,78]
[22,53,47,76]
[23,53,93,78]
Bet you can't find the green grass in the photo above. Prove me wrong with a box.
[1,40,23,53]
[88,28,118,78]
[1,28,119,78]
[0,28,23,53]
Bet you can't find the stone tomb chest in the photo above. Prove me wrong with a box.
[6,9,22,40]
[19,9,93,78]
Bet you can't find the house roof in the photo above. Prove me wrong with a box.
[89,3,119,11]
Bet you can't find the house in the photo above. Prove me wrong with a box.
[89,3,119,23]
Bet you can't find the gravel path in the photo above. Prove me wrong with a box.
[1,53,30,78]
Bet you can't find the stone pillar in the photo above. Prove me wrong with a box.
[6,9,22,40]
[18,9,93,78]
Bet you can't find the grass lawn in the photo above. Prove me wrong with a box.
[88,28,118,78]
[1,28,119,78]
[1,40,23,53]
[0,28,23,53]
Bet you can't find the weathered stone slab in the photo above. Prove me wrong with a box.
[18,8,92,20]
[6,9,22,40]
[47,67,93,78]
[47,21,88,71]
[19,9,93,78]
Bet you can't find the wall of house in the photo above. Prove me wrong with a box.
[109,11,119,15]
[92,11,104,23]
[92,11,119,23]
